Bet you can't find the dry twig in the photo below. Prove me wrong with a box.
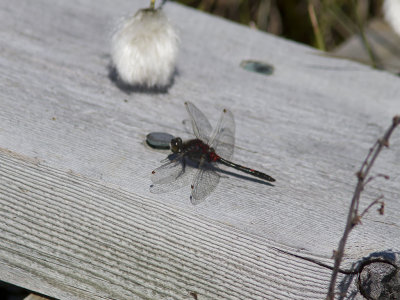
[327,115,400,300]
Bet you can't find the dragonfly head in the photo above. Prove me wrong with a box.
[170,137,183,153]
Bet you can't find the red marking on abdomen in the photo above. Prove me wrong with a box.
[209,152,220,162]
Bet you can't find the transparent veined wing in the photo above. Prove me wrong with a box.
[150,156,197,193]
[151,155,184,185]
[190,162,221,204]
[185,102,213,144]
[181,119,192,135]
[210,108,235,161]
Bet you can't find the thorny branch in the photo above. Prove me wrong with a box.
[327,115,400,300]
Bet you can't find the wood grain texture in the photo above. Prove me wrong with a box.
[0,0,399,299]
[0,149,340,299]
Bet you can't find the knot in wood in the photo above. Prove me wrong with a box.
[358,260,400,300]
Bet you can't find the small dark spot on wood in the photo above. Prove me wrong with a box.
[124,99,128,103]
[240,60,274,75]
[52,117,56,120]
[152,170,155,174]
[189,291,198,300]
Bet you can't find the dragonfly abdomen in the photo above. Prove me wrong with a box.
[217,157,275,182]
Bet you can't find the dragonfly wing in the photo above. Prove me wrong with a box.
[150,156,196,193]
[150,169,195,194]
[151,155,186,185]
[190,163,221,205]
[210,108,235,160]
[182,119,193,135]
[185,102,213,144]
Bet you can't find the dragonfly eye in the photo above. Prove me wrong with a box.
[170,137,182,153]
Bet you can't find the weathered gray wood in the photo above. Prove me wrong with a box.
[0,148,340,299]
[0,0,399,299]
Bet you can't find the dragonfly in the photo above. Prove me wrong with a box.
[150,102,275,204]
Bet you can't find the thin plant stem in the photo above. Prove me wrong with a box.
[352,0,380,68]
[359,195,384,220]
[308,1,326,51]
[326,115,400,300]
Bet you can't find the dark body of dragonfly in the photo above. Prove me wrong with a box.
[151,102,275,204]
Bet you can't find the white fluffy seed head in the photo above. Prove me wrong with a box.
[384,0,400,36]
[111,8,179,88]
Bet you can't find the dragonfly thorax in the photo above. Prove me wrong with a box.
[171,137,220,163]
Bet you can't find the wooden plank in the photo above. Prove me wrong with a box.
[0,0,399,299]
[0,148,339,299]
